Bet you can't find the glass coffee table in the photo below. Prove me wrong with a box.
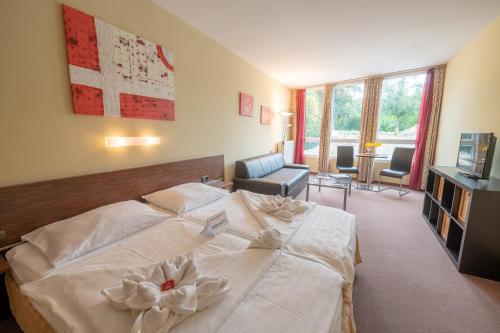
[306,173,352,211]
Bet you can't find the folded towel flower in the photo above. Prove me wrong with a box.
[248,227,283,249]
[101,255,231,333]
[259,195,309,222]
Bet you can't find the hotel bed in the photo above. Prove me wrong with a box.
[1,156,360,333]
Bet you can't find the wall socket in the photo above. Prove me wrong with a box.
[200,175,209,183]
[0,230,6,242]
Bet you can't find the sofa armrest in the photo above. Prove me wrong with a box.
[233,177,286,196]
[284,163,310,171]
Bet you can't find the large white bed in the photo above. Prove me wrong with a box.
[5,186,359,333]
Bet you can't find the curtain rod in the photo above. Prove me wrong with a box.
[299,64,444,89]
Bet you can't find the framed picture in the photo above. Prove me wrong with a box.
[260,105,272,125]
[62,5,175,120]
[239,92,254,117]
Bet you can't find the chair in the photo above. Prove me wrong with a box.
[377,147,415,196]
[336,146,359,190]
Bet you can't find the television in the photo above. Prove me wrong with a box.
[456,133,496,179]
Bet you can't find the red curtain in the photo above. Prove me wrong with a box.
[410,69,434,190]
[294,89,306,164]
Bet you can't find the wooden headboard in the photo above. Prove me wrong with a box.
[0,155,224,246]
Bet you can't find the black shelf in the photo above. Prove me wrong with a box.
[422,213,458,266]
[429,200,439,228]
[450,215,464,230]
[446,221,463,262]
[423,193,431,217]
[441,179,455,211]
[426,170,435,193]
[422,166,500,281]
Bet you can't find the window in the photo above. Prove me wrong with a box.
[330,83,364,156]
[303,73,425,158]
[377,73,426,158]
[304,87,324,156]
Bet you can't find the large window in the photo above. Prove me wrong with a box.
[304,87,324,156]
[303,72,426,158]
[304,84,363,156]
[377,73,426,158]
[330,82,364,156]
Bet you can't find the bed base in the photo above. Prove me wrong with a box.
[5,273,55,333]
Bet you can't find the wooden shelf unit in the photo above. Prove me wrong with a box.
[422,166,500,281]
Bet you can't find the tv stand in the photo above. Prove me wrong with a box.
[423,166,500,281]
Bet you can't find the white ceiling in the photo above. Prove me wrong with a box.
[153,0,500,88]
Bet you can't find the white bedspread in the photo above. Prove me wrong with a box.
[184,191,358,333]
[217,253,345,333]
[185,192,357,282]
[239,190,311,222]
[102,256,231,333]
[285,204,356,283]
[21,219,278,333]
[8,218,218,284]
[19,193,357,333]
[183,192,313,245]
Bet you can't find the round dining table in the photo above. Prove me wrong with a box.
[355,153,388,191]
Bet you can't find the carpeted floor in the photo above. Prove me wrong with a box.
[296,185,500,333]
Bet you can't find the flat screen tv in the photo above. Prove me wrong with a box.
[456,133,496,179]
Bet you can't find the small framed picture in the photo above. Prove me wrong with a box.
[239,92,254,117]
[260,105,272,125]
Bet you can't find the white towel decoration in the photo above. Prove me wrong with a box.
[248,227,283,249]
[258,195,309,222]
[238,190,310,223]
[101,256,231,333]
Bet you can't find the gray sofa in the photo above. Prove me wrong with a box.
[233,153,309,198]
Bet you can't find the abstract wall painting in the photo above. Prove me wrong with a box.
[62,5,175,120]
[260,106,272,125]
[239,92,254,117]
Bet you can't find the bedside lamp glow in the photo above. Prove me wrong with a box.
[105,136,160,147]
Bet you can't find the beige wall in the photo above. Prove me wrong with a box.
[0,0,290,187]
[435,15,500,178]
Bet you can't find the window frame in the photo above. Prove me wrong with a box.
[328,81,365,156]
[375,71,426,157]
[303,71,426,159]
[304,86,325,157]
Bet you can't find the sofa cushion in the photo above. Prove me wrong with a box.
[260,168,309,191]
[235,153,285,179]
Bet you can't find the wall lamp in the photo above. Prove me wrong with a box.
[105,136,160,148]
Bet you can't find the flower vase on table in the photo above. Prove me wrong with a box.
[365,142,381,155]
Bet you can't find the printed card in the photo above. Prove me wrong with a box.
[201,211,230,236]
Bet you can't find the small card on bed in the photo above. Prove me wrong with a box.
[201,211,230,236]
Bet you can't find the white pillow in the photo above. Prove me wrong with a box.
[143,183,228,214]
[22,200,168,267]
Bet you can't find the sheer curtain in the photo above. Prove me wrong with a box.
[318,84,334,173]
[294,89,306,164]
[358,77,384,181]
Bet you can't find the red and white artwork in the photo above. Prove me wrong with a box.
[62,5,175,120]
[239,92,254,117]
[260,105,272,125]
